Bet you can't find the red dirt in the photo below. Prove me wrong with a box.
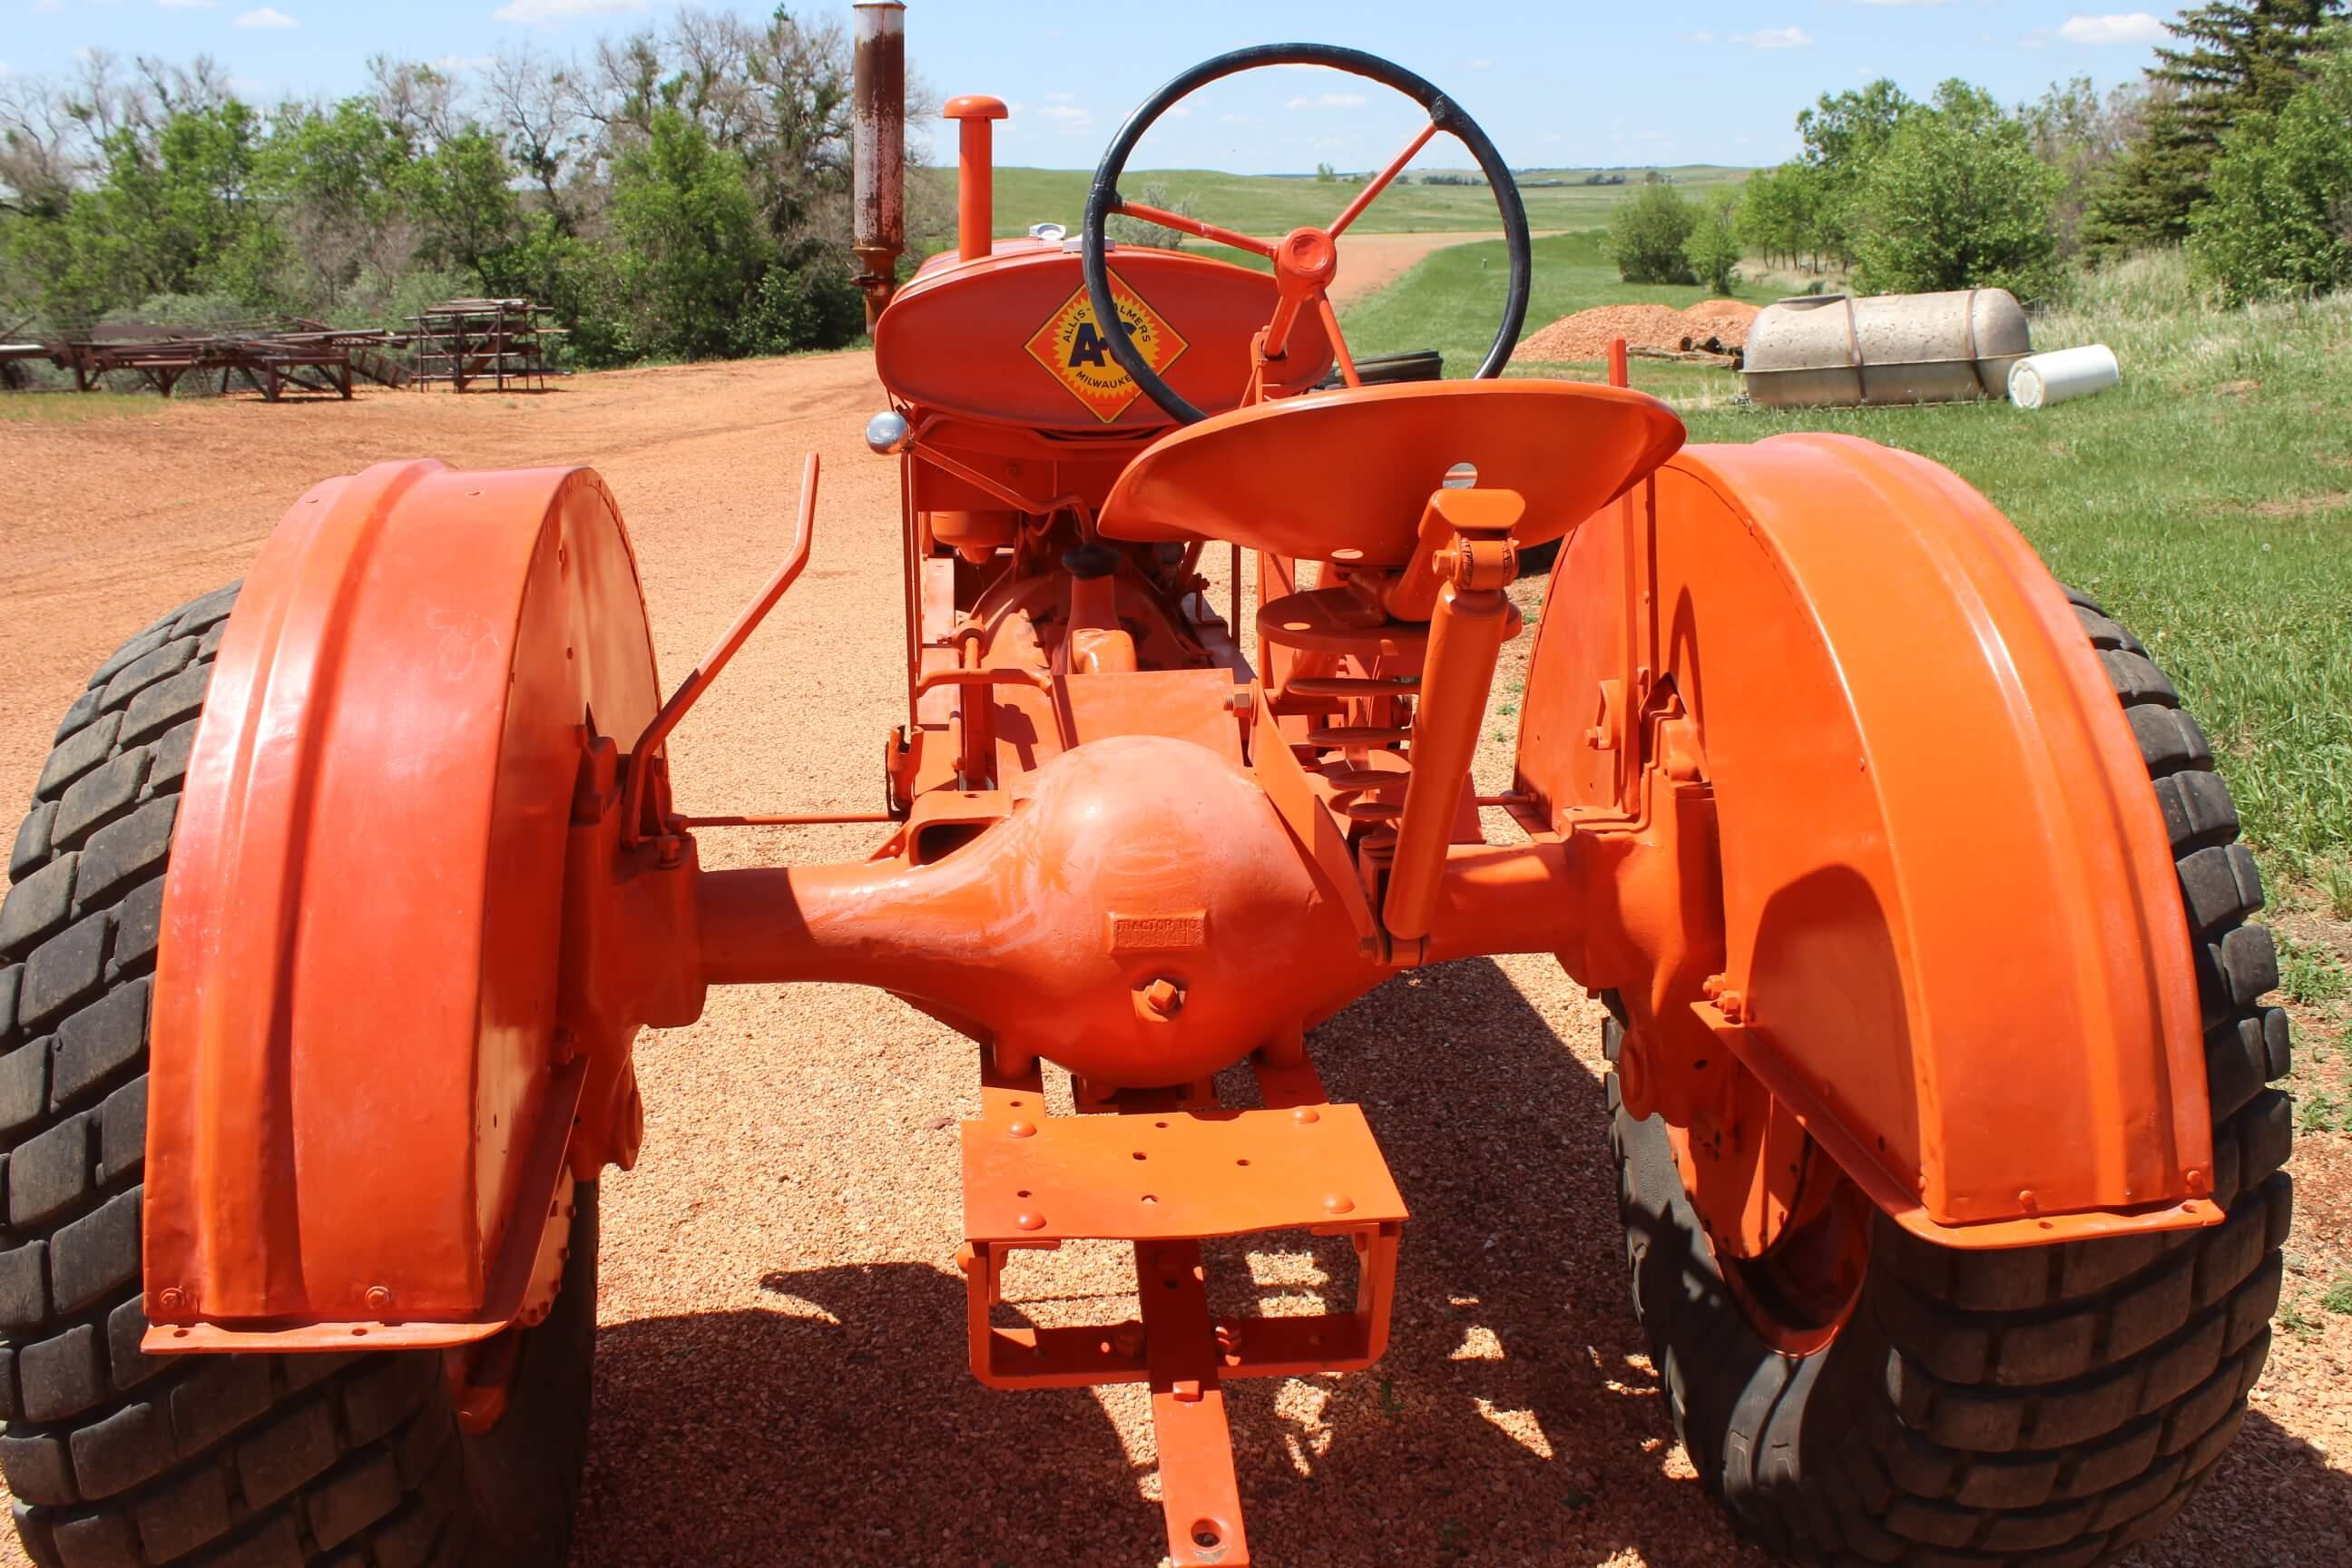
[0,357,2345,1567]
[1518,298,1760,363]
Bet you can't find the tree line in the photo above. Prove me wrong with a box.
[1612,1,2350,307]
[0,5,946,366]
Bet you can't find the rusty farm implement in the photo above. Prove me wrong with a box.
[0,12,2293,1567]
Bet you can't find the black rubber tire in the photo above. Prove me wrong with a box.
[0,585,600,1568]
[1609,585,2293,1568]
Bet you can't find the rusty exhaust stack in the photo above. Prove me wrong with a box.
[852,0,906,330]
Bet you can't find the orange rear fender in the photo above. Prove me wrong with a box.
[145,460,693,1348]
[1515,434,2216,1243]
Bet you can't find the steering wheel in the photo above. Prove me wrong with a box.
[1083,43,1534,426]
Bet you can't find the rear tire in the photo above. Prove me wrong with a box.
[0,585,600,1568]
[1609,586,2292,1566]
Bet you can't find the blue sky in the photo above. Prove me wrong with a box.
[2,1,2185,172]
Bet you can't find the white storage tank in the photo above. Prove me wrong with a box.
[1743,289,2033,407]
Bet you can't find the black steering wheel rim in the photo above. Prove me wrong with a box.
[1082,42,1534,426]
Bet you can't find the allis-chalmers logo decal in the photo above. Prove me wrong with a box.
[1024,273,1189,424]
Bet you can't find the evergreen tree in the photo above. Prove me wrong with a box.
[2086,0,2345,250]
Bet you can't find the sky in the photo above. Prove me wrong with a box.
[0,1,2188,173]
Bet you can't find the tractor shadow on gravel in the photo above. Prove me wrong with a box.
[566,957,2347,1567]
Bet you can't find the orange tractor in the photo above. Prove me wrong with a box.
[0,14,2294,1568]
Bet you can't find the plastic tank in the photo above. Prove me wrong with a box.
[1742,289,2032,407]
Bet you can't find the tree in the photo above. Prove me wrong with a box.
[1737,162,1823,270]
[1686,187,1741,294]
[485,50,584,232]
[263,97,414,306]
[2088,1,2345,248]
[607,106,771,359]
[2188,40,2352,300]
[2022,75,2145,253]
[1795,78,1913,264]
[407,127,522,283]
[1606,181,1697,284]
[1850,81,2062,301]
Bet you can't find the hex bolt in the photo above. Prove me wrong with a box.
[1141,977,1184,1019]
[1701,974,1729,1001]
[156,1288,187,1315]
[364,1285,395,1313]
[1717,989,1747,1024]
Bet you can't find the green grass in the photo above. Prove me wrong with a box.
[1339,230,1779,379]
[922,164,1749,241]
[2280,932,2352,1005]
[0,391,167,425]
[1342,243,2352,889]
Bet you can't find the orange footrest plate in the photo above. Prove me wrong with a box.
[961,1102,1407,1244]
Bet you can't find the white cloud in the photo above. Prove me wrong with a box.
[1287,92,1367,110]
[1162,103,1191,119]
[0,61,13,77]
[1217,111,1254,125]
[1684,29,1718,42]
[1034,103,1094,136]
[1732,26,1814,48]
[433,53,495,73]
[492,0,650,22]
[1468,57,1493,69]
[233,6,299,25]
[2058,12,2168,44]
[1044,90,1074,103]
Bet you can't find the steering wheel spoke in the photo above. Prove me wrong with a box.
[1083,44,1531,424]
[1315,295,1363,389]
[1113,198,1279,259]
[1328,121,1440,240]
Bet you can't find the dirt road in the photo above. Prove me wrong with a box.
[1328,229,1537,308]
[0,356,2343,1566]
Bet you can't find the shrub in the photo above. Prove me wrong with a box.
[736,240,866,358]
[1606,182,1697,284]
[1850,82,2062,302]
[2188,45,2352,303]
[1686,190,1742,295]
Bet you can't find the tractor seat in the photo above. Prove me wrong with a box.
[1097,379,1686,567]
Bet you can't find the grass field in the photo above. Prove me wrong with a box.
[914,163,1749,241]
[1343,240,2352,904]
[1340,230,1780,378]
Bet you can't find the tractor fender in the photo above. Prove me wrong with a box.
[1518,434,2216,1242]
[144,460,687,1348]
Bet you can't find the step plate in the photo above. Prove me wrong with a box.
[962,1102,1406,1244]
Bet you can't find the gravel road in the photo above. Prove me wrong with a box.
[0,354,2342,1566]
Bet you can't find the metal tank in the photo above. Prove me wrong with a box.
[1742,288,2032,407]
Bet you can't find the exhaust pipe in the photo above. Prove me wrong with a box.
[852,0,906,330]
